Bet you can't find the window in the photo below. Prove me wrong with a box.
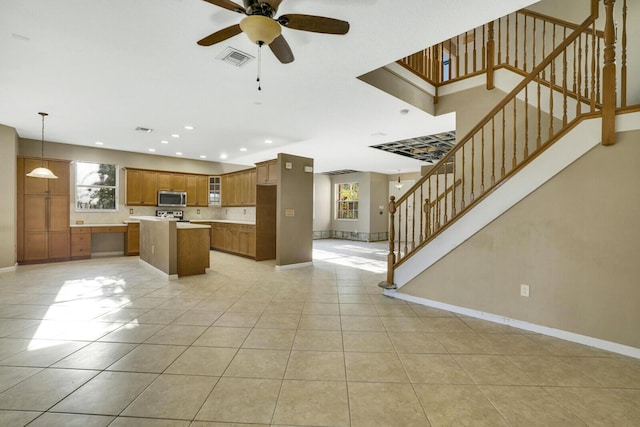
[75,161,118,211]
[209,176,221,205]
[336,182,359,220]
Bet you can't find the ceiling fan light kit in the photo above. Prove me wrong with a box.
[239,15,281,44]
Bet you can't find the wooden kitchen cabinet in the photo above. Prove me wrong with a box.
[221,168,256,207]
[71,227,91,259]
[208,222,255,258]
[256,159,278,185]
[157,172,186,192]
[17,157,71,264]
[186,174,209,207]
[125,222,140,255]
[125,169,157,206]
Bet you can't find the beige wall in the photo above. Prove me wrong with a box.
[400,129,640,348]
[313,174,332,233]
[276,153,314,266]
[0,124,18,269]
[139,219,177,275]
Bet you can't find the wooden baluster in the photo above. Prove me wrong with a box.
[427,178,432,237]
[523,15,528,72]
[524,85,529,158]
[549,52,555,138]
[597,37,602,104]
[385,196,396,287]
[464,32,469,76]
[512,99,517,168]
[532,17,536,70]
[515,13,519,70]
[470,135,475,202]
[411,192,416,251]
[491,116,496,185]
[451,154,457,216]
[577,33,583,116]
[461,146,466,209]
[435,167,440,229]
[542,21,547,80]
[563,44,569,126]
[591,23,597,112]
[404,199,408,256]
[621,0,628,107]
[506,15,510,66]
[397,201,402,259]
[573,35,577,95]
[423,198,430,239]
[456,34,460,78]
[443,162,448,223]
[487,21,495,90]
[473,28,477,73]
[584,29,590,99]
[501,108,506,177]
[552,24,557,81]
[440,42,445,82]
[482,24,486,70]
[498,17,502,64]
[481,127,486,193]
[537,76,542,148]
[602,0,617,146]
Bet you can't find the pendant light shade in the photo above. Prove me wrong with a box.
[26,112,58,179]
[239,15,281,45]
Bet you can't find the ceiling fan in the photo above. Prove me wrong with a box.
[197,0,350,64]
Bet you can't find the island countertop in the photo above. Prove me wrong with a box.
[190,219,256,225]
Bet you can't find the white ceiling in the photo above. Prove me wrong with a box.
[0,0,536,174]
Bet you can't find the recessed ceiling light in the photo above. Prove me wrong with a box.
[400,109,410,115]
[176,152,183,155]
[184,125,194,130]
[239,147,247,152]
[161,140,168,144]
[148,148,156,152]
[220,154,228,159]
[265,139,272,144]
[199,155,207,159]
[95,141,103,145]
[171,134,180,138]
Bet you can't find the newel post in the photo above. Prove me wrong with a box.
[602,0,617,146]
[486,21,495,90]
[379,196,397,290]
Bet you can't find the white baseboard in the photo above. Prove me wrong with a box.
[275,261,313,271]
[138,259,178,280]
[0,264,17,274]
[384,289,640,360]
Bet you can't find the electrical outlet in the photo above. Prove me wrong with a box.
[129,208,133,214]
[520,284,530,297]
[151,245,155,255]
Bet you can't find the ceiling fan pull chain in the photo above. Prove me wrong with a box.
[257,41,262,91]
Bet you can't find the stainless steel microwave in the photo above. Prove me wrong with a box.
[158,191,187,207]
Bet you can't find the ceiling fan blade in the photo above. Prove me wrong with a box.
[197,24,242,46]
[201,0,246,14]
[269,34,294,64]
[278,14,350,35]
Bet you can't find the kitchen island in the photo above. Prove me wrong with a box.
[134,217,211,278]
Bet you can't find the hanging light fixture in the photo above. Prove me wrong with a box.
[394,176,403,189]
[26,112,58,179]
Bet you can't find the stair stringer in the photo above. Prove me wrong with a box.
[392,116,602,289]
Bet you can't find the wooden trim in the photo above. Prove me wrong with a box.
[519,9,604,38]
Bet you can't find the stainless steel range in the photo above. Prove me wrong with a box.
[155,210,185,221]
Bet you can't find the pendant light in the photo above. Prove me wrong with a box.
[26,112,58,179]
[394,176,403,189]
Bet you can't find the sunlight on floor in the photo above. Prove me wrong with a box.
[312,248,387,274]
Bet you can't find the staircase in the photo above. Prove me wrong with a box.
[378,0,635,290]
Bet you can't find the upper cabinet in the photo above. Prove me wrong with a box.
[221,168,256,207]
[256,159,278,185]
[125,169,157,206]
[125,168,210,207]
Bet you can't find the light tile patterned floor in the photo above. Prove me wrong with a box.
[0,239,639,426]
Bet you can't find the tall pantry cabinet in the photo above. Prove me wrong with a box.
[17,157,71,263]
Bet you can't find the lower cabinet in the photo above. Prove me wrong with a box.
[125,223,140,255]
[209,222,256,258]
[70,228,91,259]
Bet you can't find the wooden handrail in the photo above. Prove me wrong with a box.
[519,9,604,37]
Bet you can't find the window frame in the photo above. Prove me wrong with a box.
[335,182,359,220]
[74,160,119,212]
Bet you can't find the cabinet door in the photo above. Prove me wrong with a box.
[126,170,143,205]
[256,163,268,185]
[186,175,197,207]
[226,174,237,206]
[23,232,48,262]
[248,169,256,205]
[267,161,278,184]
[196,175,208,207]
[71,231,91,258]
[47,160,70,196]
[142,171,157,205]
[126,223,140,255]
[157,172,172,191]
[49,195,69,232]
[212,224,225,250]
[220,175,228,206]
[49,230,70,259]
[24,195,47,232]
[172,174,186,191]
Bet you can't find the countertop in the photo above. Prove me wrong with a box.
[70,223,129,228]
[190,219,256,225]
[176,222,210,230]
